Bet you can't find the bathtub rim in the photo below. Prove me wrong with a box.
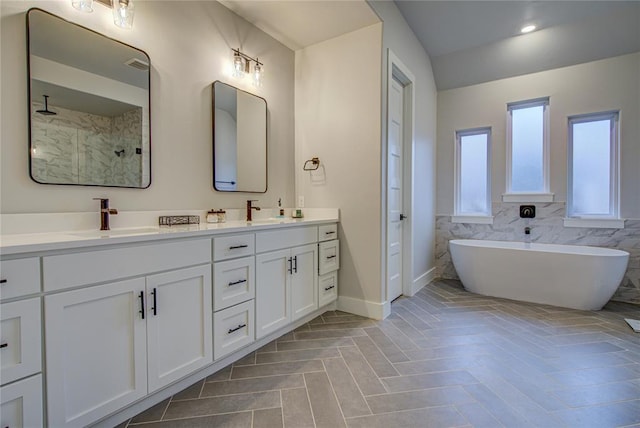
[449,239,629,257]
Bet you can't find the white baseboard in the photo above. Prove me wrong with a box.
[337,295,390,320]
[410,267,436,295]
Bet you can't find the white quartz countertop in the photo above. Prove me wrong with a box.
[0,215,339,256]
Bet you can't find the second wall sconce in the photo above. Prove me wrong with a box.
[232,48,264,87]
[71,0,135,29]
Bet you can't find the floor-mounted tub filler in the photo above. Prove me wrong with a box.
[449,239,630,311]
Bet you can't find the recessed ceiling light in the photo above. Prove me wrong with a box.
[521,24,537,34]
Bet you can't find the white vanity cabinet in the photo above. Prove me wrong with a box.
[255,227,319,339]
[44,239,212,427]
[0,215,340,427]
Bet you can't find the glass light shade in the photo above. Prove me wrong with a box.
[233,53,244,78]
[112,0,134,29]
[253,62,263,87]
[72,0,93,12]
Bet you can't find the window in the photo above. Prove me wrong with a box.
[505,97,551,201]
[455,128,491,219]
[567,111,619,219]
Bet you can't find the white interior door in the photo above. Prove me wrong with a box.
[387,77,404,301]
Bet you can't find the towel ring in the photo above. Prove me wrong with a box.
[303,157,320,171]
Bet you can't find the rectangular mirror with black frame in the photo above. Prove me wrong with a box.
[27,8,151,188]
[213,81,267,193]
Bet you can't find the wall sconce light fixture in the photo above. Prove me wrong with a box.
[231,48,264,87]
[71,0,135,29]
[111,0,135,29]
[72,0,94,13]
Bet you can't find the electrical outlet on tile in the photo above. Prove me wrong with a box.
[298,196,305,208]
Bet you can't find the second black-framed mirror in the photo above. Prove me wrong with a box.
[212,81,267,193]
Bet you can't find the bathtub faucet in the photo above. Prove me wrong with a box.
[524,226,531,243]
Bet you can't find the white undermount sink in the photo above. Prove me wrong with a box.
[247,218,287,224]
[69,227,159,238]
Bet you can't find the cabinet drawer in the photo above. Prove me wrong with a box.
[214,300,255,360]
[214,256,255,311]
[43,239,211,292]
[319,271,338,307]
[1,374,43,428]
[256,226,317,253]
[318,239,340,275]
[318,224,338,242]
[0,258,40,301]
[1,298,42,386]
[213,234,255,261]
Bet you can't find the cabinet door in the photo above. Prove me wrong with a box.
[256,249,291,339]
[291,244,318,321]
[146,265,213,393]
[1,374,43,428]
[45,278,147,428]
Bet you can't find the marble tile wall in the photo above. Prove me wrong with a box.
[31,103,143,187]
[436,202,640,305]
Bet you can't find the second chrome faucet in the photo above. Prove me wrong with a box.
[246,200,261,222]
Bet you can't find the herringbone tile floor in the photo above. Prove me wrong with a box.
[125,280,640,427]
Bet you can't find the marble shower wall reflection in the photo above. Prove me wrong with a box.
[436,202,640,305]
[31,102,143,187]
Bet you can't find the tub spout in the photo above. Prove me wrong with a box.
[524,226,531,243]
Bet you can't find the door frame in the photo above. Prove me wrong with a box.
[385,49,415,304]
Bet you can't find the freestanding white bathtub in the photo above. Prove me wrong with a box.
[449,239,629,310]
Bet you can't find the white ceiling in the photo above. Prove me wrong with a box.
[395,1,640,90]
[222,0,639,91]
[219,0,380,51]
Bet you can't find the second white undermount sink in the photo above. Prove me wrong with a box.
[69,227,159,238]
[247,218,287,224]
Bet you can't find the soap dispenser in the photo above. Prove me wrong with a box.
[277,198,285,218]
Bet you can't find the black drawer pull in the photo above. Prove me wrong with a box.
[139,291,145,319]
[324,285,335,291]
[229,245,248,250]
[228,324,247,334]
[325,231,335,235]
[326,255,336,259]
[151,288,158,316]
[0,343,8,349]
[228,279,247,287]
[0,279,7,284]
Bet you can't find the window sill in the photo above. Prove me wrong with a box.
[563,218,625,229]
[451,215,494,225]
[502,193,554,203]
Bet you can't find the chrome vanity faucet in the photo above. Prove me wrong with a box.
[94,198,118,230]
[246,200,261,222]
